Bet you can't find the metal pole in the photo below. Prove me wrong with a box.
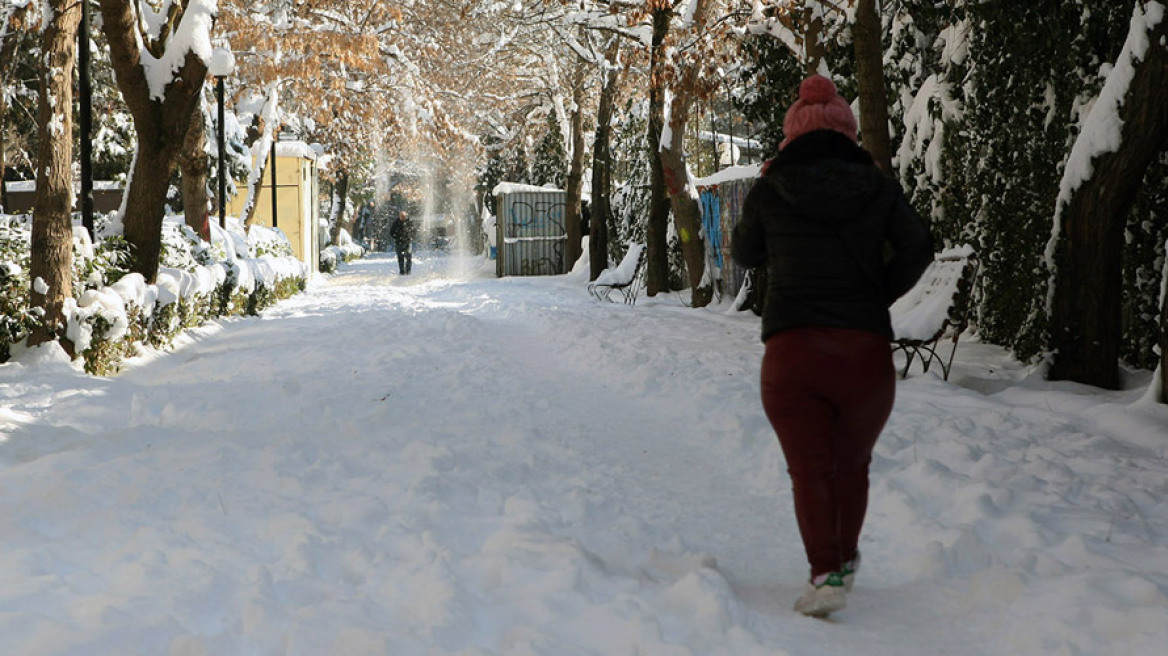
[216,76,226,228]
[270,139,277,228]
[710,99,718,172]
[78,0,94,240]
[725,83,734,167]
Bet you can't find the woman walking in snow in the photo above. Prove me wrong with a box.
[732,74,933,618]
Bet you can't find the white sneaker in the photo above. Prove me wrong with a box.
[794,571,847,618]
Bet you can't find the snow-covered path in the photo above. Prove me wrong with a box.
[2,252,1166,655]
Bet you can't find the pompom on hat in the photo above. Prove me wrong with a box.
[780,75,858,149]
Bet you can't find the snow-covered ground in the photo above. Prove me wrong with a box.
[1,250,1165,656]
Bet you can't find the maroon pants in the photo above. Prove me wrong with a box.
[761,326,895,577]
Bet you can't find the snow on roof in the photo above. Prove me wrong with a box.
[696,131,764,149]
[492,182,563,195]
[4,181,124,193]
[4,181,35,193]
[692,164,763,188]
[274,141,319,160]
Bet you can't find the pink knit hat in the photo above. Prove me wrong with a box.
[780,75,858,149]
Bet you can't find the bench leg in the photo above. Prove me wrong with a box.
[624,284,638,305]
[900,350,913,378]
[625,275,645,306]
[939,334,962,381]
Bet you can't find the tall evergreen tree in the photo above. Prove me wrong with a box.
[508,142,532,187]
[476,134,509,216]
[610,99,651,266]
[530,112,566,188]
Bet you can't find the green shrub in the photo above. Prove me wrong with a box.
[1,217,37,362]
[82,314,131,376]
[148,300,182,349]
[246,282,275,316]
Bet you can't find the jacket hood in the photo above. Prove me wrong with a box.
[763,130,883,224]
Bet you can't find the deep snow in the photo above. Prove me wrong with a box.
[1,250,1166,656]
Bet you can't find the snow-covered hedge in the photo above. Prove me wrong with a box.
[320,228,365,274]
[0,213,307,375]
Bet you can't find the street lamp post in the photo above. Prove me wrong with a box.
[78,0,94,240]
[208,47,235,230]
[215,75,226,229]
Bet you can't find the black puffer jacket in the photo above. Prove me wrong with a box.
[390,217,415,248]
[732,130,933,342]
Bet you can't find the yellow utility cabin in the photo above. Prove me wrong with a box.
[228,139,322,273]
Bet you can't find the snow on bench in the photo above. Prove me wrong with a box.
[889,245,979,380]
[588,243,647,306]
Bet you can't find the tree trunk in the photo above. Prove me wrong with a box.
[853,0,893,174]
[328,169,350,245]
[564,62,587,270]
[1048,8,1168,390]
[28,0,81,350]
[243,150,271,229]
[124,137,183,280]
[242,101,278,230]
[659,145,713,307]
[98,0,208,283]
[179,106,211,241]
[659,0,714,308]
[590,40,621,282]
[646,5,672,296]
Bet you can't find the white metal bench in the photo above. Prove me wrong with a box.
[889,246,979,380]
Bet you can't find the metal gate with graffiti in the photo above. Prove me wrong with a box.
[698,175,756,297]
[493,185,567,277]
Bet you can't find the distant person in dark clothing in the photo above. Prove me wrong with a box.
[732,74,934,618]
[390,210,415,274]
